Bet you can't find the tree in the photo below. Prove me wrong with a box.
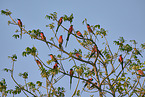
[1,9,145,97]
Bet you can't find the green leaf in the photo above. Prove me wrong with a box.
[94,24,100,29]
[45,15,52,19]
[119,37,125,43]
[1,9,12,16]
[22,51,27,57]
[49,23,55,29]
[3,68,11,72]
[77,90,80,96]
[130,40,137,44]
[140,43,145,49]
[8,54,17,61]
[12,34,19,39]
[13,54,17,59]
[36,81,42,87]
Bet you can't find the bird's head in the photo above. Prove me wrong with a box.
[89,78,93,81]
[60,17,63,19]
[60,35,62,37]
[70,25,73,27]
[87,24,90,26]
[40,32,43,35]
[137,69,141,71]
[70,68,73,71]
[54,63,58,67]
[49,54,53,56]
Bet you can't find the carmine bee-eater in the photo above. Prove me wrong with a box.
[84,78,93,88]
[65,25,73,47]
[40,32,50,49]
[87,24,93,33]
[40,32,46,41]
[137,69,145,76]
[58,35,63,49]
[88,45,97,60]
[134,48,143,58]
[53,63,58,69]
[88,49,95,61]
[70,68,74,89]
[36,59,43,67]
[56,17,63,33]
[17,19,22,39]
[49,54,59,64]
[76,31,84,39]
[51,63,58,83]
[87,24,98,40]
[75,52,82,60]
[119,55,123,72]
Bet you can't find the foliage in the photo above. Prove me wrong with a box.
[1,9,145,97]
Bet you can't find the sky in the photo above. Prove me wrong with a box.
[0,0,145,97]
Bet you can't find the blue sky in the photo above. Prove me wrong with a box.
[0,0,145,97]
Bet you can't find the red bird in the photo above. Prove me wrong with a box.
[58,35,63,49]
[53,63,58,69]
[51,63,58,83]
[65,25,73,47]
[76,31,84,38]
[75,52,82,60]
[87,24,98,40]
[49,54,59,64]
[87,24,93,33]
[138,69,145,76]
[84,78,93,88]
[88,45,97,60]
[119,55,123,72]
[36,59,42,67]
[70,68,74,89]
[56,17,63,33]
[40,32,46,41]
[40,32,50,49]
[17,19,22,38]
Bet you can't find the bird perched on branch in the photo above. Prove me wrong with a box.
[65,25,73,47]
[118,55,124,73]
[70,68,74,89]
[88,45,97,60]
[50,63,58,83]
[49,54,59,64]
[58,35,63,49]
[87,24,98,40]
[137,69,145,77]
[87,24,93,33]
[76,31,84,39]
[17,19,22,39]
[36,59,42,67]
[40,32,46,41]
[40,32,50,49]
[53,63,58,69]
[56,17,63,33]
[75,52,82,60]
